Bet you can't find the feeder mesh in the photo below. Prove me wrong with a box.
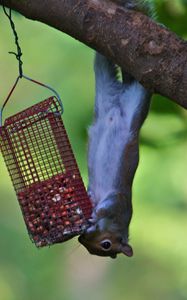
[0,97,92,247]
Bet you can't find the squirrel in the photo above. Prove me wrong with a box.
[79,0,153,258]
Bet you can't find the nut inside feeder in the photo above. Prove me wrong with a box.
[0,96,92,247]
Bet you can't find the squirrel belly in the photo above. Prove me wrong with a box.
[88,80,148,207]
[88,106,130,206]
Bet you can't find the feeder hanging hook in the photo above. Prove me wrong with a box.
[0,3,64,127]
[2,3,23,78]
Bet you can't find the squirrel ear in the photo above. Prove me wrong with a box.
[121,244,133,257]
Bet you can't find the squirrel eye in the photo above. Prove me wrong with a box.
[100,239,112,251]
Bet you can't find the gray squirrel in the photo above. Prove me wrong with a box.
[79,0,153,258]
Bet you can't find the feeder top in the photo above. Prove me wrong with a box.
[3,96,62,127]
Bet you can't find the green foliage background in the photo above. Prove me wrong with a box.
[0,1,187,299]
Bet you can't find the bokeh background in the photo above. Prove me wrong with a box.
[0,1,187,299]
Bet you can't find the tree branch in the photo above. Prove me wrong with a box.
[1,0,187,108]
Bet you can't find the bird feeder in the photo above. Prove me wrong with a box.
[0,95,92,247]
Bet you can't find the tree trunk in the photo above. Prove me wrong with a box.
[1,0,187,108]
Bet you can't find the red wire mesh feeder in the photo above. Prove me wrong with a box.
[0,89,92,247]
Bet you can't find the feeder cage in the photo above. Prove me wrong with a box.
[0,96,92,247]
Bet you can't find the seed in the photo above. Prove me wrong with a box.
[52,213,56,219]
[29,214,36,220]
[18,193,24,200]
[43,206,49,212]
[28,205,36,212]
[40,212,45,219]
[33,235,40,242]
[61,211,67,217]
[57,218,62,224]
[63,228,71,235]
[33,218,40,225]
[43,219,49,226]
[36,226,43,233]
[36,240,46,247]
[47,184,52,189]
[28,221,34,229]
[52,194,61,202]
[54,175,60,181]
[43,230,48,236]
[56,233,63,240]
[28,195,34,201]
[20,199,27,206]
[76,207,83,215]
[35,200,40,207]
[59,187,64,193]
[49,220,54,226]
[57,225,64,231]
[64,178,70,184]
[64,220,71,226]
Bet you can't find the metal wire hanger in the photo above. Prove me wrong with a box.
[0,4,63,127]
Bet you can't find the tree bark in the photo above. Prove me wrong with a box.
[1,0,187,109]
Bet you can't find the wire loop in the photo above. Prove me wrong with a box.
[0,75,64,127]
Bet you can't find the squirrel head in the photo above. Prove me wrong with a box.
[79,193,133,258]
[78,225,133,259]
